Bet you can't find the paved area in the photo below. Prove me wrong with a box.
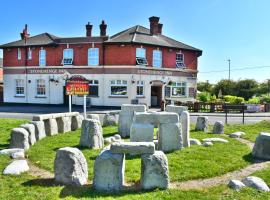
[0,104,269,124]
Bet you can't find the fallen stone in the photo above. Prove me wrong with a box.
[195,116,209,132]
[165,105,188,116]
[228,179,246,190]
[213,121,224,134]
[181,111,190,147]
[0,148,24,156]
[229,132,246,138]
[44,118,58,136]
[93,149,125,191]
[3,160,29,175]
[130,123,154,142]
[11,151,25,159]
[80,119,104,149]
[252,132,270,160]
[103,113,117,126]
[114,134,121,140]
[31,121,46,141]
[71,115,83,131]
[56,116,72,133]
[203,141,213,147]
[202,138,229,143]
[242,176,270,192]
[110,142,155,155]
[9,128,29,150]
[190,138,202,146]
[20,123,36,145]
[141,151,169,190]
[104,137,112,145]
[54,147,88,186]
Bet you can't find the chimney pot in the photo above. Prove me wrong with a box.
[20,24,30,40]
[86,22,93,37]
[149,16,160,35]
[158,23,163,35]
[100,20,107,36]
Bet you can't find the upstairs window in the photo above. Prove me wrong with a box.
[28,48,32,60]
[15,79,24,96]
[17,48,21,60]
[39,50,46,67]
[136,48,148,65]
[36,79,46,96]
[110,80,127,96]
[88,48,99,66]
[176,53,185,68]
[136,81,144,96]
[153,50,162,68]
[88,80,99,97]
[171,82,187,97]
[62,48,74,65]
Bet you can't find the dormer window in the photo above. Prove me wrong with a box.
[136,48,148,66]
[176,52,185,69]
[62,48,73,65]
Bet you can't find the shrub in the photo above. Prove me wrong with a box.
[246,97,260,104]
[260,95,270,103]
[197,92,210,103]
[223,95,244,104]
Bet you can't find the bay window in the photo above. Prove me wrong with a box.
[110,80,127,96]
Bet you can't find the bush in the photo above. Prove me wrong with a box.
[246,97,260,104]
[197,92,210,103]
[223,95,244,104]
[260,95,270,103]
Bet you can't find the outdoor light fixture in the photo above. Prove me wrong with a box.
[131,75,136,84]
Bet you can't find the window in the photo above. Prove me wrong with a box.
[17,48,21,60]
[153,50,162,68]
[165,86,171,97]
[28,48,32,60]
[62,49,74,65]
[39,50,46,66]
[15,79,24,96]
[110,80,127,96]
[136,48,148,65]
[88,80,99,97]
[88,48,99,66]
[136,81,144,96]
[171,82,187,97]
[176,53,185,68]
[36,79,46,96]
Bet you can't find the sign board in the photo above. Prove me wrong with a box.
[66,75,89,95]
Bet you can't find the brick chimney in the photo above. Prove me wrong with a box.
[149,16,160,35]
[100,20,107,36]
[157,23,163,35]
[86,22,93,37]
[20,24,30,40]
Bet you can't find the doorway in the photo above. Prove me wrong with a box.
[151,85,162,107]
[63,86,70,105]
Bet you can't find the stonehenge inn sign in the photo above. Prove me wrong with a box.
[66,75,89,117]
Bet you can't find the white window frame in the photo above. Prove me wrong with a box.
[62,48,74,65]
[176,52,185,68]
[153,50,162,68]
[136,48,148,66]
[39,50,46,67]
[36,79,46,97]
[28,48,32,60]
[171,82,187,97]
[110,80,128,96]
[15,79,25,96]
[17,48,21,60]
[88,48,99,66]
[88,80,99,97]
[136,80,144,97]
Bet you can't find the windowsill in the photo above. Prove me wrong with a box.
[136,96,145,98]
[171,96,188,98]
[35,95,47,98]
[109,95,128,98]
[87,65,100,67]
[14,95,25,98]
[87,96,99,98]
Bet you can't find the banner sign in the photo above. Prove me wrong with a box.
[66,75,89,95]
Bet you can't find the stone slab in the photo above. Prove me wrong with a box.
[3,160,29,175]
[9,128,29,150]
[134,112,179,124]
[110,142,155,155]
[130,123,154,142]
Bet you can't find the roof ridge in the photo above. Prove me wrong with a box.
[109,25,137,40]
[131,25,139,42]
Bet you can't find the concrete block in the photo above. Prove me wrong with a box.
[130,123,154,142]
[110,142,155,155]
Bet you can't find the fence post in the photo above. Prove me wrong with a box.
[194,102,200,112]
[210,103,215,113]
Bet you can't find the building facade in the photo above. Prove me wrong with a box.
[0,16,202,107]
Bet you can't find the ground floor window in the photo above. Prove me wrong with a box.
[171,82,187,97]
[88,80,99,97]
[110,80,127,96]
[136,80,144,96]
[165,86,171,97]
[36,79,46,96]
[15,79,25,96]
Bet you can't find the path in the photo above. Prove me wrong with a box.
[27,160,54,179]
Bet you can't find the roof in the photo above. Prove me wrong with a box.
[0,33,108,48]
[0,58,2,68]
[106,25,202,54]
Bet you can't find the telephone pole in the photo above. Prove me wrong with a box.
[227,59,231,80]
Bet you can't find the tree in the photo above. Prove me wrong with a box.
[213,79,237,97]
[197,81,213,93]
[235,79,258,100]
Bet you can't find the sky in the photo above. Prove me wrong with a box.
[0,0,269,83]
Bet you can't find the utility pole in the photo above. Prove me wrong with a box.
[227,59,231,80]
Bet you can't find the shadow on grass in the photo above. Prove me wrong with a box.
[243,152,254,163]
[22,178,56,187]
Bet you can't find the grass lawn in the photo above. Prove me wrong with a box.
[1,118,270,199]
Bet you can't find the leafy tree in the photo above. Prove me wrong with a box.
[235,79,258,100]
[256,80,270,96]
[197,81,213,93]
[213,79,237,97]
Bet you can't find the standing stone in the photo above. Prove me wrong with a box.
[31,121,46,141]
[56,116,71,133]
[71,115,83,131]
[252,132,270,160]
[165,105,188,116]
[9,128,29,150]
[141,151,169,190]
[80,119,104,149]
[212,121,224,134]
[20,123,36,145]
[44,118,58,136]
[54,147,88,186]
[103,113,117,126]
[93,149,125,191]
[158,123,182,152]
[195,116,209,132]
[181,111,190,147]
[130,123,154,142]
[3,160,29,175]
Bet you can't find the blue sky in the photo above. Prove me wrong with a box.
[0,0,269,83]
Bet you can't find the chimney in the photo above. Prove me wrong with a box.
[86,22,93,37]
[157,23,163,35]
[149,16,160,35]
[100,20,107,36]
[20,24,30,40]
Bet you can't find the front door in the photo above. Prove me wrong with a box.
[151,86,162,107]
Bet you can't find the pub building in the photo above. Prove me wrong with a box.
[0,16,202,107]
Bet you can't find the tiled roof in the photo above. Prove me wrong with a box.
[106,25,202,53]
